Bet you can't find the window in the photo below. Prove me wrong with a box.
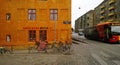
[28,9,36,20]
[6,13,11,20]
[101,8,104,11]
[109,9,114,13]
[87,17,89,19]
[29,30,36,41]
[6,35,11,42]
[39,30,47,40]
[115,9,117,12]
[115,14,117,19]
[50,9,58,21]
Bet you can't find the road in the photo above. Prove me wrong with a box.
[72,32,120,65]
[0,33,120,65]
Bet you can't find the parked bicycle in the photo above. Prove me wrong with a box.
[28,40,48,53]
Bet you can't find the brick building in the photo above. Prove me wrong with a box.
[0,0,71,49]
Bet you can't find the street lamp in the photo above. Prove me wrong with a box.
[54,19,56,43]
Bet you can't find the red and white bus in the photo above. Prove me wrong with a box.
[84,22,120,43]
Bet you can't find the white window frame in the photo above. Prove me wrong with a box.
[50,9,58,21]
[28,9,36,20]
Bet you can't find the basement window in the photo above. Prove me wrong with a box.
[6,35,11,42]
[6,13,11,21]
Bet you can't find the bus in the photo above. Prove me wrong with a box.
[84,22,120,43]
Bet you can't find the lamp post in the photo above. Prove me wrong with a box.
[53,9,58,44]
[54,19,56,43]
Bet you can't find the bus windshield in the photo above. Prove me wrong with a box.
[111,26,120,35]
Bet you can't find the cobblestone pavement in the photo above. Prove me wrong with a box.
[0,42,94,65]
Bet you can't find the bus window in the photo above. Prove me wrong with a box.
[111,26,120,35]
[104,25,112,39]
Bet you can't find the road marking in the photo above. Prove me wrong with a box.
[91,53,108,65]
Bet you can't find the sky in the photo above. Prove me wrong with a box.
[72,0,104,28]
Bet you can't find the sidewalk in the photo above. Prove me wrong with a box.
[0,43,93,65]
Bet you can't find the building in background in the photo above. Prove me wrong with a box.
[94,0,120,24]
[75,0,120,32]
[0,0,71,49]
[75,10,94,32]
[75,17,81,32]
